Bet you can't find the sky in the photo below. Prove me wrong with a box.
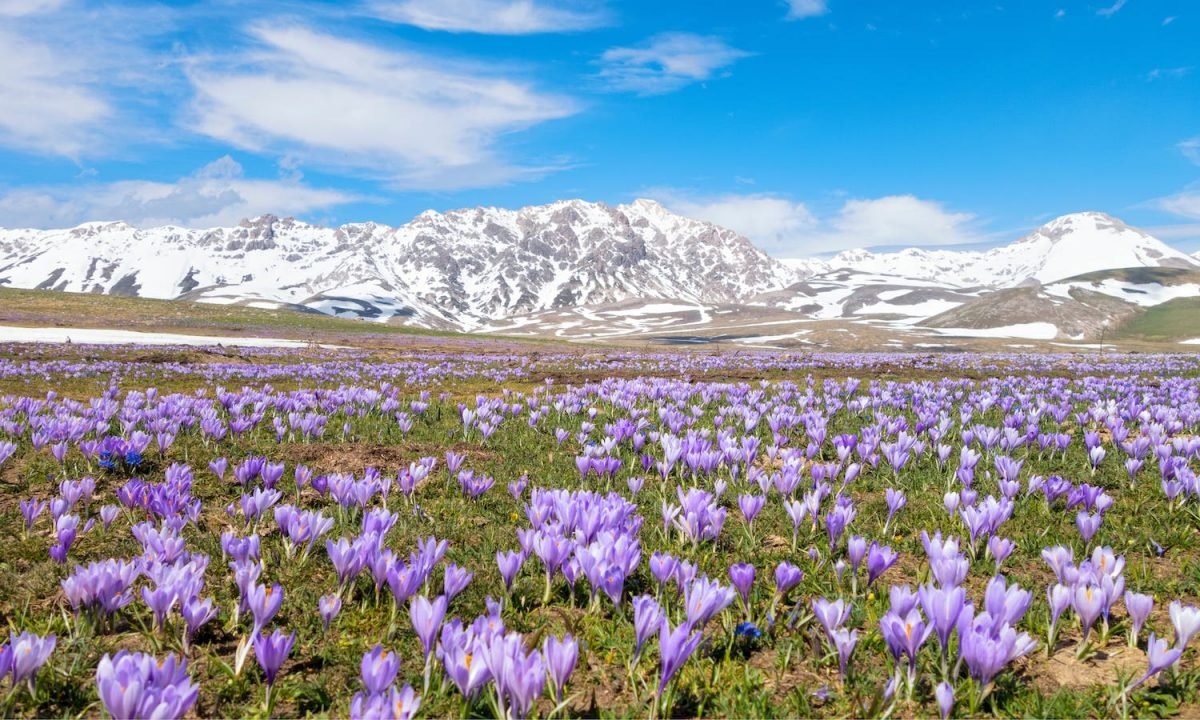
[0,0,1197,258]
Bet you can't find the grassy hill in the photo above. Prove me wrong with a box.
[0,286,457,342]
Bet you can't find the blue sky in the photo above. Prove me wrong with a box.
[0,0,1197,257]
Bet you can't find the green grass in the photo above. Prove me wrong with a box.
[0,286,485,343]
[1059,266,1200,286]
[1113,297,1200,342]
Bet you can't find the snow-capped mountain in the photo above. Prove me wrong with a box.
[0,203,1195,342]
[818,212,1198,288]
[0,199,794,331]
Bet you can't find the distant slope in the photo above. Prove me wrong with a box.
[822,212,1198,288]
[921,285,1139,340]
[0,286,457,341]
[1112,297,1200,342]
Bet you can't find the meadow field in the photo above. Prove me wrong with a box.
[2,341,1200,718]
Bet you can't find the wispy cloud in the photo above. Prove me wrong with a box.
[0,28,110,157]
[650,190,818,251]
[784,0,829,20]
[0,0,67,15]
[0,0,178,159]
[597,33,750,95]
[1146,66,1193,81]
[1096,0,1126,17]
[186,24,578,190]
[0,156,358,229]
[365,0,607,34]
[651,190,985,255]
[1158,188,1200,220]
[1179,137,1200,165]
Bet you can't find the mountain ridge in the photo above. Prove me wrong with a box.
[1,202,1196,338]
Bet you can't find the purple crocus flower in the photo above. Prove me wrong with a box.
[496,550,524,593]
[657,619,702,694]
[884,488,906,530]
[543,634,578,703]
[351,685,421,720]
[140,585,178,632]
[1130,633,1183,690]
[729,563,755,613]
[1124,591,1154,645]
[683,576,736,628]
[812,597,851,640]
[738,494,765,526]
[247,583,283,635]
[443,564,473,602]
[880,609,931,675]
[253,629,296,686]
[181,597,217,651]
[19,499,46,533]
[866,542,898,585]
[958,613,1036,688]
[1075,511,1102,544]
[480,631,545,719]
[8,630,56,690]
[889,585,918,616]
[935,681,954,719]
[95,651,199,720]
[649,552,679,589]
[1169,601,1200,649]
[319,594,342,631]
[99,504,119,530]
[919,584,967,656]
[361,645,401,695]
[410,595,448,659]
[987,536,1015,570]
[1047,583,1071,648]
[633,595,666,659]
[846,536,868,573]
[830,627,858,680]
[984,575,1032,627]
[1073,584,1105,643]
[774,562,803,596]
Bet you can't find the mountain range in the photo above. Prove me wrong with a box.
[1,200,1198,346]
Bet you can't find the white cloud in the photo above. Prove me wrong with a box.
[819,196,981,252]
[1096,0,1126,17]
[1163,15,1176,25]
[654,191,817,251]
[1055,8,1066,18]
[0,1,178,159]
[598,33,750,95]
[0,156,358,229]
[1179,137,1200,165]
[1158,191,1200,220]
[366,0,607,34]
[1143,222,1200,240]
[653,191,983,256]
[0,0,66,15]
[0,28,110,157]
[1147,66,1193,81]
[785,0,829,20]
[187,24,577,190]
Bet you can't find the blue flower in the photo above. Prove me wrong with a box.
[124,451,143,467]
[98,451,116,470]
[735,622,762,639]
